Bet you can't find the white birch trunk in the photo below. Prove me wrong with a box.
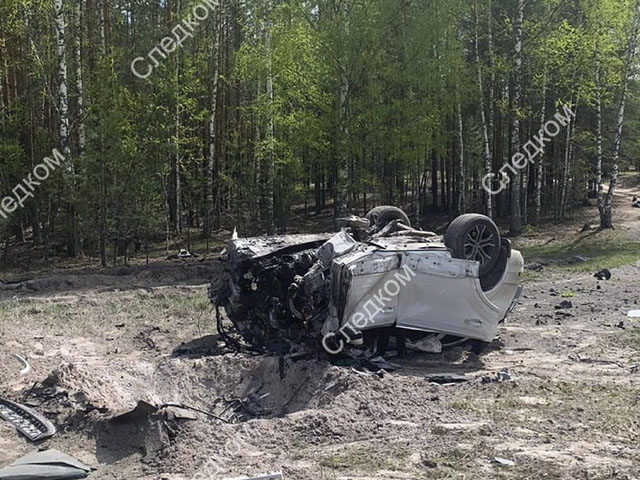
[54,0,71,160]
[534,71,546,224]
[595,53,604,218]
[55,0,79,255]
[175,0,182,232]
[475,0,492,217]
[335,2,350,221]
[74,1,86,159]
[601,0,640,228]
[205,10,220,238]
[265,2,275,234]
[0,47,4,133]
[487,0,495,164]
[456,99,465,215]
[559,97,577,218]
[509,0,524,235]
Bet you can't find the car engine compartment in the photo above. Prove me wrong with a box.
[210,208,523,358]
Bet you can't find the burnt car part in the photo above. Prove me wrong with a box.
[366,205,411,231]
[0,449,91,480]
[0,398,56,442]
[12,353,31,375]
[212,208,523,355]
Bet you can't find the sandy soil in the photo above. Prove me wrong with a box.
[0,186,639,480]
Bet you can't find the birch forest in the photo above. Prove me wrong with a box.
[1,0,640,264]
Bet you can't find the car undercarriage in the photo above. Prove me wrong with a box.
[211,207,523,359]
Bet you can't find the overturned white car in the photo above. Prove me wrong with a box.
[211,207,523,357]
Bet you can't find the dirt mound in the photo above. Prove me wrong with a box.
[0,260,223,299]
[6,354,355,478]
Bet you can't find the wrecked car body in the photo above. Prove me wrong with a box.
[211,207,523,356]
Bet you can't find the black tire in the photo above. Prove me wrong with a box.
[365,206,411,230]
[444,214,500,276]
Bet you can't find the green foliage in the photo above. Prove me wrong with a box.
[0,0,638,260]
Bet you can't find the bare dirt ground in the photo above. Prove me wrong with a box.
[1,181,639,480]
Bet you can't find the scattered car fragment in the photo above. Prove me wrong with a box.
[554,300,573,310]
[212,207,523,357]
[425,373,469,384]
[594,268,612,280]
[223,473,283,480]
[0,398,56,442]
[481,368,513,384]
[494,457,515,467]
[12,354,31,376]
[0,449,91,479]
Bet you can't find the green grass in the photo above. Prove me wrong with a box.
[319,445,409,473]
[514,228,640,278]
[0,288,211,337]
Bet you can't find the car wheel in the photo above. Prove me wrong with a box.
[365,206,411,230]
[444,214,500,276]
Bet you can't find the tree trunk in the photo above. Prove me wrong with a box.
[0,46,4,134]
[74,1,86,159]
[595,53,604,217]
[174,0,182,233]
[73,1,85,256]
[534,70,546,224]
[509,0,524,235]
[335,74,349,220]
[487,0,495,181]
[204,9,220,239]
[559,97,577,218]
[431,149,438,209]
[97,0,107,267]
[334,3,349,221]
[54,0,78,255]
[475,0,492,217]
[264,4,275,234]
[600,0,640,229]
[54,0,71,164]
[456,99,465,215]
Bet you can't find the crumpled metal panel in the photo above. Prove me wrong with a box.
[0,449,91,479]
[0,398,56,442]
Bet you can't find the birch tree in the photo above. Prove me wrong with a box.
[509,0,524,235]
[534,69,546,224]
[0,39,4,134]
[600,0,640,228]
[475,0,492,217]
[595,51,603,209]
[455,97,465,215]
[54,0,79,255]
[264,1,275,234]
[54,0,71,159]
[74,1,86,159]
[205,8,221,240]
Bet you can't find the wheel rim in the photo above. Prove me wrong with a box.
[463,225,496,266]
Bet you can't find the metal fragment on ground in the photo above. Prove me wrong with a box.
[12,354,31,375]
[593,268,611,280]
[0,449,91,479]
[494,457,515,467]
[481,368,513,384]
[425,373,469,384]
[0,398,56,442]
[223,473,283,480]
